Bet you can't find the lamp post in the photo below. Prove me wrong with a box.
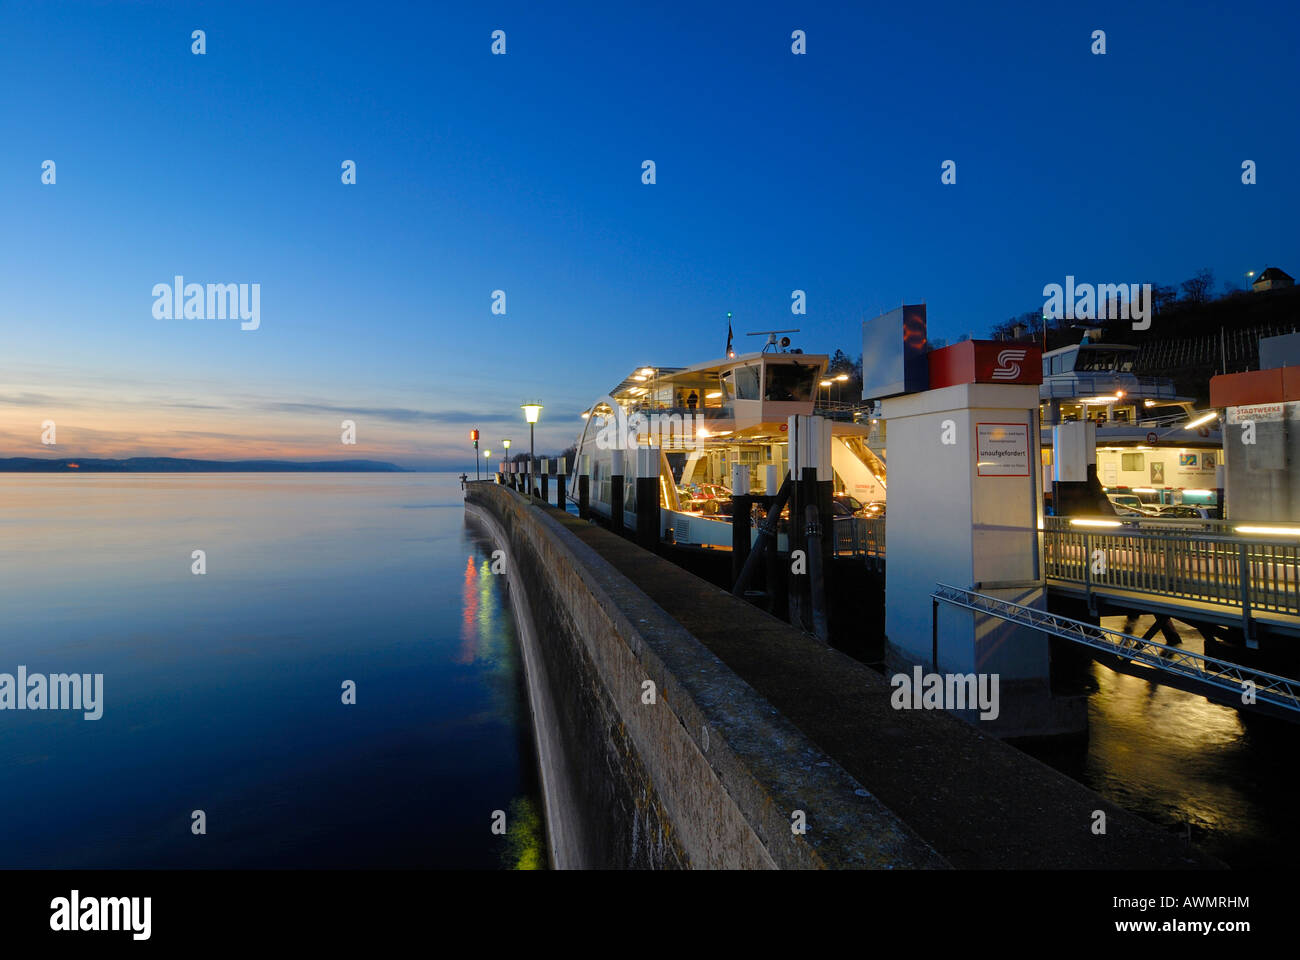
[522,403,543,497]
[819,378,832,409]
[470,429,479,481]
[835,372,849,404]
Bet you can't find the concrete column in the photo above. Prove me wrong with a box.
[880,382,1079,738]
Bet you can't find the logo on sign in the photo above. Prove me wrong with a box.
[991,349,1028,380]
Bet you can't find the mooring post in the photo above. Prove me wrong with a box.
[635,446,660,551]
[732,476,791,596]
[731,462,752,586]
[806,503,829,643]
[539,459,548,503]
[578,454,591,519]
[555,457,567,510]
[785,415,814,630]
[610,449,625,537]
[814,415,834,571]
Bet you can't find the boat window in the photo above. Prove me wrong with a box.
[763,362,815,402]
[1060,351,1075,373]
[1075,350,1130,373]
[734,364,761,400]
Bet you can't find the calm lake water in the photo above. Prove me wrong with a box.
[1022,614,1300,869]
[0,472,544,868]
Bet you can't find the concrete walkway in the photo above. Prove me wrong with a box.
[541,500,1220,869]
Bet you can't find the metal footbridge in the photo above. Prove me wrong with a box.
[838,515,1300,642]
[930,583,1300,718]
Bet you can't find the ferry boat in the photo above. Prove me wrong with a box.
[569,336,886,548]
[1039,335,1223,510]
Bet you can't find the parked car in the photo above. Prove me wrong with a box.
[1154,504,1207,518]
[832,493,873,518]
[1107,494,1144,511]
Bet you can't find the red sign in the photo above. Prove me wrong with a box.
[928,341,1042,389]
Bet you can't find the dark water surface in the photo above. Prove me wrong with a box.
[1022,614,1299,869]
[0,473,544,868]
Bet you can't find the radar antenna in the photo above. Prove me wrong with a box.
[746,328,800,353]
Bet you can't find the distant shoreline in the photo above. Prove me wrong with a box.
[0,457,408,473]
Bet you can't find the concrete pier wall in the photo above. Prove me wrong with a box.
[464,482,947,870]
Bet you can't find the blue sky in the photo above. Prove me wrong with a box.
[2,0,1296,468]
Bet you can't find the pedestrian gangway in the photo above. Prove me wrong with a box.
[930,583,1300,718]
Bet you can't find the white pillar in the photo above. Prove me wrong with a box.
[880,382,1067,736]
[731,463,751,495]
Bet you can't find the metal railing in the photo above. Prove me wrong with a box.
[1043,517,1300,628]
[834,516,885,566]
[1041,374,1181,400]
[1047,514,1235,535]
[931,583,1300,715]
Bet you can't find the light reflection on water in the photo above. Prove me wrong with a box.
[0,473,545,869]
[1025,614,1299,868]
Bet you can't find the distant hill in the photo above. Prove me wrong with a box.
[0,457,407,472]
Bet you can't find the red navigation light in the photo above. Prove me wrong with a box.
[470,429,479,442]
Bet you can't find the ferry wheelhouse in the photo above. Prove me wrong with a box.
[570,344,887,548]
[1040,337,1222,507]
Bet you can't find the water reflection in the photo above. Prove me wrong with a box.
[1026,614,1299,868]
[0,473,546,869]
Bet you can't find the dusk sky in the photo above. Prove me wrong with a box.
[2,0,1296,469]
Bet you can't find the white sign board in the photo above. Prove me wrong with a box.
[976,422,1030,477]
[1227,403,1283,424]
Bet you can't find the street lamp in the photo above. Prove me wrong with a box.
[835,372,849,404]
[819,378,833,408]
[522,402,543,497]
[502,438,511,470]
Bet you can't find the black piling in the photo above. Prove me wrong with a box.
[636,477,660,551]
[610,473,625,537]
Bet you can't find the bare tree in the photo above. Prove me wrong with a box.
[1150,284,1178,313]
[1180,269,1214,304]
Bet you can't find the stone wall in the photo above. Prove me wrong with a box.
[464,482,947,870]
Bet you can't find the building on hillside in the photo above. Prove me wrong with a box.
[1252,266,1294,293]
